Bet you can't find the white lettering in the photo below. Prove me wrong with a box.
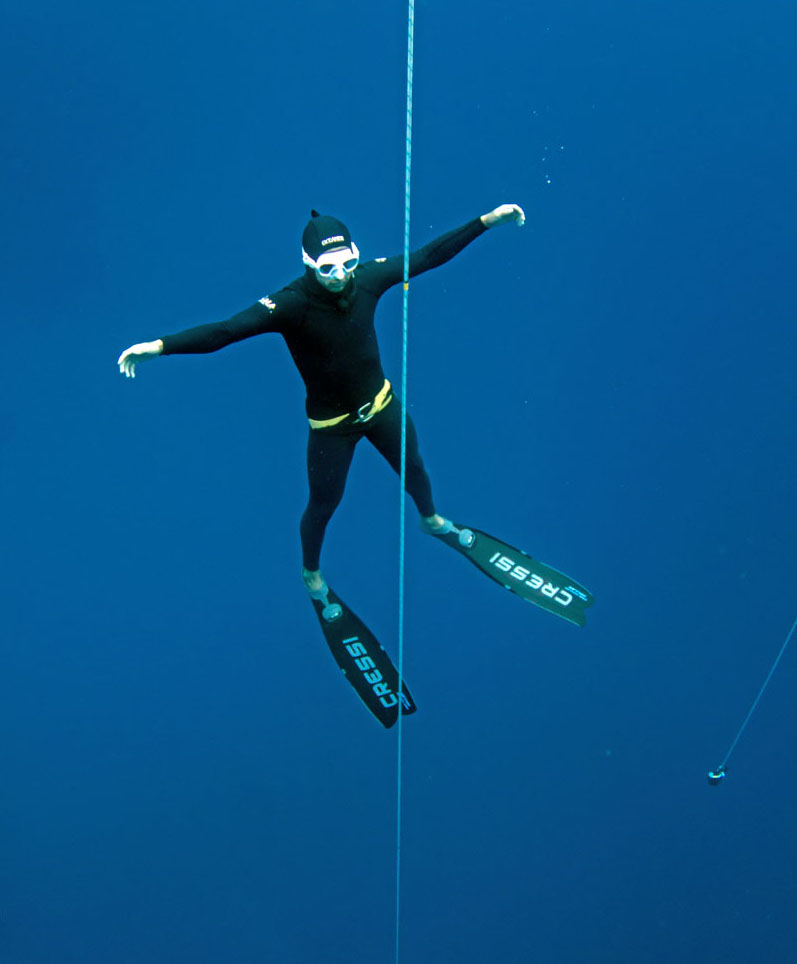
[486,548,576,609]
[258,296,276,311]
[344,637,399,709]
[321,234,345,246]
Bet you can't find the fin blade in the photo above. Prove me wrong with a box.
[311,587,416,727]
[438,524,594,627]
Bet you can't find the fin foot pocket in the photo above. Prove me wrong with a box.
[322,603,343,622]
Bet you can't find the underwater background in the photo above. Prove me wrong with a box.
[3,1,796,961]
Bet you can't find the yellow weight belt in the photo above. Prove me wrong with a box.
[308,379,393,429]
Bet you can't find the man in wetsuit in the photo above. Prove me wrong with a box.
[118,203,525,596]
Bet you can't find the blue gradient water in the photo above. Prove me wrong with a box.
[3,2,796,961]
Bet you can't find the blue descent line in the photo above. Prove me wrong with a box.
[396,1,414,962]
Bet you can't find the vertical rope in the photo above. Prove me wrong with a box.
[395,2,415,962]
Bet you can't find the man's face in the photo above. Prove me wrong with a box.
[314,246,359,292]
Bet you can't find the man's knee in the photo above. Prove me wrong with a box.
[303,493,343,524]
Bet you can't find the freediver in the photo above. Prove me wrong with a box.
[117,204,526,596]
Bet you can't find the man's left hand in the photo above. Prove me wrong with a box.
[481,203,525,228]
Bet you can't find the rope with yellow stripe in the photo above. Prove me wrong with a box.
[395,0,414,961]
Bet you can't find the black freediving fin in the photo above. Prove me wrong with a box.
[430,523,594,627]
[309,585,416,727]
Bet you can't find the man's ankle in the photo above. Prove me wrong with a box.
[302,567,324,592]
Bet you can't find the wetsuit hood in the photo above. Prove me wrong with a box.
[302,210,353,261]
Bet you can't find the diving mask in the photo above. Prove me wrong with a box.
[303,243,360,287]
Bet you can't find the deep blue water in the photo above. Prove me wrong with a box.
[3,2,796,961]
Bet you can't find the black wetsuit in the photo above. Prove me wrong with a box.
[160,216,488,570]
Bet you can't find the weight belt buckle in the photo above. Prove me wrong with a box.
[353,401,376,424]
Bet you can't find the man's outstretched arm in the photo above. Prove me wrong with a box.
[409,203,525,275]
[116,288,303,378]
[367,203,526,292]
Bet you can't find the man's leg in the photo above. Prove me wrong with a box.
[365,400,440,524]
[300,428,358,590]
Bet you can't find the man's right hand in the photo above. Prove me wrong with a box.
[117,339,164,378]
